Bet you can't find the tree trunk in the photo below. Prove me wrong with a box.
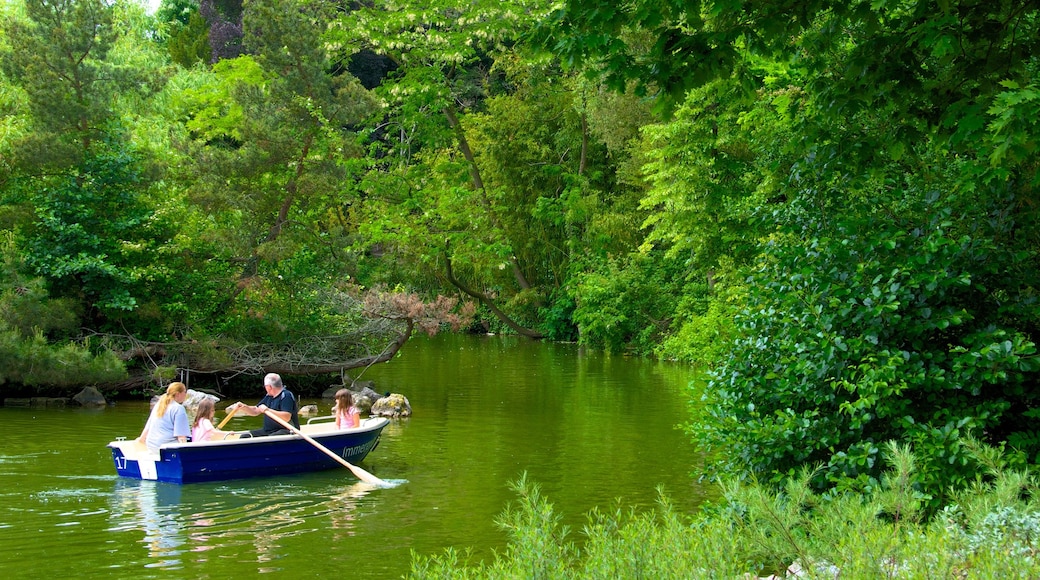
[101,318,416,392]
[442,104,537,294]
[443,249,544,339]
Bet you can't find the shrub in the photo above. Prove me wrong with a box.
[0,329,127,390]
[689,187,1040,503]
[410,446,1040,579]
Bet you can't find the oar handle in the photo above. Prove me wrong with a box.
[216,404,240,429]
[261,408,388,486]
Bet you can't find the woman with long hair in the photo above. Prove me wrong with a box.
[191,398,235,442]
[136,382,190,452]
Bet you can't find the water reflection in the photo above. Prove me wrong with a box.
[328,481,379,536]
[108,480,186,568]
[106,476,383,573]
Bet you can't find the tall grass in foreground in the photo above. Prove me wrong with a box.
[410,443,1040,579]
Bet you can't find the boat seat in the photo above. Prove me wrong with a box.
[300,421,340,435]
[110,439,156,461]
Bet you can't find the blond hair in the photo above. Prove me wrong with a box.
[155,382,187,417]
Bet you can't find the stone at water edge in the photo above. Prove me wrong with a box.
[72,386,107,407]
[370,393,412,418]
[183,389,219,424]
[321,379,377,398]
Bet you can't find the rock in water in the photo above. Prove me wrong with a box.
[370,393,412,418]
[72,386,107,407]
[183,389,220,424]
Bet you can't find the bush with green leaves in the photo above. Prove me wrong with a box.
[572,250,688,355]
[655,256,745,366]
[0,329,126,390]
[0,234,127,392]
[410,445,1040,579]
[690,182,1040,502]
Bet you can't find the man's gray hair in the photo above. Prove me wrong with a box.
[264,373,283,390]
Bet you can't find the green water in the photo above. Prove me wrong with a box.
[0,334,705,578]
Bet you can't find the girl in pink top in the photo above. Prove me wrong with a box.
[192,398,235,442]
[334,389,361,429]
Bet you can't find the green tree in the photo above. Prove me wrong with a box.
[162,1,212,68]
[0,0,122,166]
[21,140,172,316]
[333,0,574,337]
[541,0,1040,496]
[174,0,378,341]
[0,0,184,331]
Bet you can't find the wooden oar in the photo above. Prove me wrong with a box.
[262,408,389,486]
[216,404,240,429]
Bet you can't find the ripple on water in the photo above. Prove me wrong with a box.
[33,488,109,503]
[0,451,47,464]
[54,474,120,482]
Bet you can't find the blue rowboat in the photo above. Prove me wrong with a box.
[107,416,389,484]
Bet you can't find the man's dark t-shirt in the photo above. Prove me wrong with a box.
[256,388,300,435]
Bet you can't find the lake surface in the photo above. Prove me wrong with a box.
[0,334,705,578]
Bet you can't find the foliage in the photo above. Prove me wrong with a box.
[0,233,79,339]
[0,330,127,389]
[166,8,212,68]
[333,1,593,337]
[20,141,174,316]
[533,0,1040,121]
[329,0,543,159]
[410,447,1040,578]
[200,0,243,62]
[691,178,1040,500]
[639,76,764,270]
[634,75,769,363]
[656,257,744,366]
[156,0,197,26]
[335,2,681,346]
[0,0,162,168]
[173,0,379,342]
[571,250,686,355]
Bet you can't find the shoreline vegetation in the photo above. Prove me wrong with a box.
[412,445,1040,579]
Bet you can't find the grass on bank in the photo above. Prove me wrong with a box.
[410,443,1040,579]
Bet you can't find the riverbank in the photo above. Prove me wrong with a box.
[411,453,1040,579]
[0,370,367,404]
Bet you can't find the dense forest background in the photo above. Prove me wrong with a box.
[1,0,1038,498]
